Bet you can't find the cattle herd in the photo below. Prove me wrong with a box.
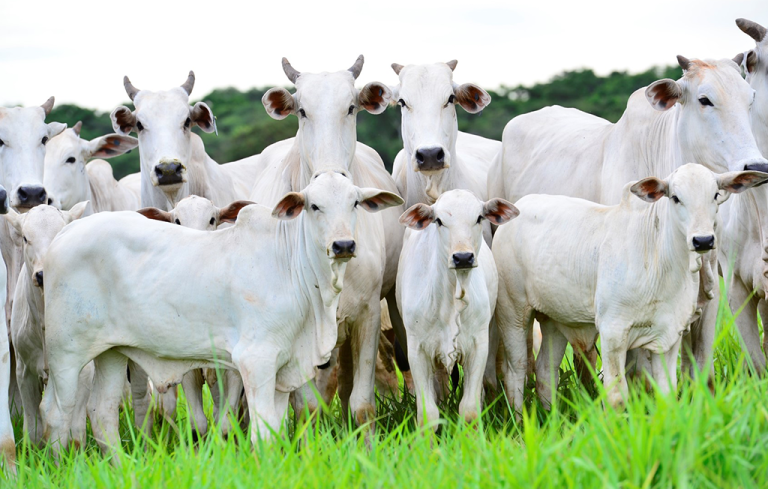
[0,16,765,472]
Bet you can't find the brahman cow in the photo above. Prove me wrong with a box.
[252,56,404,427]
[397,190,517,427]
[44,122,140,213]
[40,170,401,457]
[493,164,768,411]
[488,55,768,380]
[5,203,90,445]
[110,72,259,210]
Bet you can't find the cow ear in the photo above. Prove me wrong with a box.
[359,82,393,114]
[64,201,90,223]
[86,134,138,160]
[645,79,681,111]
[272,192,305,220]
[47,122,67,139]
[137,207,173,222]
[630,177,669,202]
[399,203,435,230]
[746,50,758,75]
[357,188,404,213]
[3,208,24,235]
[717,171,768,196]
[454,83,491,114]
[217,200,255,223]
[262,87,296,120]
[483,198,519,225]
[111,106,136,135]
[191,102,216,134]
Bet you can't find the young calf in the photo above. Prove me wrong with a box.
[397,190,518,427]
[493,164,768,410]
[5,203,90,444]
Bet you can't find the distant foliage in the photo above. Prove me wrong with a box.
[47,65,681,179]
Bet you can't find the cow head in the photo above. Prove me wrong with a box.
[137,195,254,230]
[0,98,65,212]
[645,56,767,173]
[44,124,137,211]
[262,56,392,173]
[4,201,89,287]
[631,163,768,253]
[111,72,215,207]
[390,61,490,179]
[400,190,517,270]
[736,18,768,156]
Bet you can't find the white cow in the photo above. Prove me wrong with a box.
[722,18,768,372]
[5,203,90,444]
[252,56,404,427]
[0,188,15,472]
[488,55,768,379]
[40,170,401,456]
[110,72,259,210]
[44,122,139,213]
[397,190,517,427]
[0,98,66,415]
[493,164,767,411]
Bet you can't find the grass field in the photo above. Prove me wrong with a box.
[4,287,768,488]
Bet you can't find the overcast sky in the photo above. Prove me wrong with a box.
[1,0,766,111]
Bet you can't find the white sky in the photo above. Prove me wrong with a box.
[1,0,766,111]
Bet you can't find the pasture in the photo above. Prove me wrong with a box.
[6,286,767,488]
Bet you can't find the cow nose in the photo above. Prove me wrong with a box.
[34,271,43,287]
[154,160,185,185]
[692,235,715,252]
[452,252,475,269]
[331,240,356,258]
[17,186,47,208]
[415,147,446,171]
[0,187,7,215]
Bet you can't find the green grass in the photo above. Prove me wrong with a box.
[4,286,768,488]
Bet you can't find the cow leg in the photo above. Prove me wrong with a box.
[291,347,339,421]
[16,356,44,444]
[234,346,281,443]
[459,338,489,424]
[156,387,178,422]
[88,351,127,459]
[685,276,719,381]
[483,318,500,394]
[348,302,381,430]
[385,289,408,370]
[375,331,399,399]
[127,361,154,434]
[337,337,354,418]
[40,359,87,455]
[71,362,95,447]
[730,278,765,372]
[0,323,15,472]
[494,289,532,415]
[599,328,629,409]
[535,320,568,410]
[7,342,22,419]
[218,370,245,437]
[181,370,207,439]
[408,341,439,429]
[650,338,682,396]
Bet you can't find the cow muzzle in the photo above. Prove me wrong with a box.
[451,252,476,269]
[415,146,447,172]
[331,240,356,260]
[15,185,47,211]
[153,159,186,186]
[692,235,715,253]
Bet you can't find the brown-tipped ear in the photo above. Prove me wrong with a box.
[454,83,491,113]
[717,171,768,195]
[217,200,255,223]
[262,87,295,120]
[483,198,519,225]
[645,79,681,111]
[399,203,435,230]
[191,102,216,133]
[137,207,173,222]
[358,189,404,213]
[359,82,393,114]
[272,192,305,220]
[630,177,669,202]
[111,106,136,135]
[746,50,758,75]
[87,134,138,159]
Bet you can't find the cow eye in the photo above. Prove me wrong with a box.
[0,139,4,147]
[66,157,76,164]
[348,105,356,115]
[184,118,191,128]
[435,218,443,227]
[311,204,319,211]
[446,95,456,107]
[41,136,48,145]
[398,99,408,109]
[714,192,720,201]
[22,236,27,243]
[477,215,483,224]
[174,219,180,225]
[354,200,359,208]
[672,195,680,204]
[209,217,215,225]
[698,97,714,107]
[299,108,307,118]
[136,121,144,132]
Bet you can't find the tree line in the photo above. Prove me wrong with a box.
[48,65,681,180]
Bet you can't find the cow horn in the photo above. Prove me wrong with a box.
[733,52,745,67]
[181,71,195,96]
[677,55,692,71]
[736,18,767,43]
[348,55,364,80]
[72,121,83,136]
[282,57,301,84]
[391,63,404,75]
[446,60,458,71]
[40,96,55,116]
[124,76,140,101]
